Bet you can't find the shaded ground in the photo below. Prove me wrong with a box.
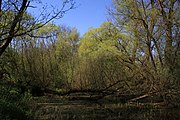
[34,95,180,120]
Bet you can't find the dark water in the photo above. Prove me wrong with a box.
[34,99,180,120]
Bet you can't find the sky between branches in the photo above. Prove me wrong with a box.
[28,0,112,36]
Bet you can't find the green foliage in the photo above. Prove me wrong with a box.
[0,49,35,119]
[0,85,34,120]
[54,26,80,87]
[74,22,129,89]
[1,24,81,92]
[109,0,180,106]
[79,22,118,57]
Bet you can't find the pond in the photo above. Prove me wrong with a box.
[34,96,180,120]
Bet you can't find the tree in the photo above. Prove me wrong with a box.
[76,22,130,91]
[157,0,179,71]
[109,0,180,106]
[0,0,76,56]
[109,0,179,71]
[55,26,80,89]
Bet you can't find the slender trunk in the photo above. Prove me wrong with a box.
[158,0,174,71]
[149,0,163,68]
[147,38,157,71]
[135,1,157,71]
[153,38,163,67]
[165,22,173,69]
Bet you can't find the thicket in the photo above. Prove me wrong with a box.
[0,0,180,119]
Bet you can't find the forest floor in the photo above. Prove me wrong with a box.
[33,94,180,120]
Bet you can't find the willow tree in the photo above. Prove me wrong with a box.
[76,22,131,91]
[55,26,80,89]
[109,0,180,106]
[109,0,179,72]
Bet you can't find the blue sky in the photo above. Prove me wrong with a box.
[59,0,112,36]
[29,0,112,36]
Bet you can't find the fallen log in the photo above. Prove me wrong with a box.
[44,88,114,96]
[128,94,149,102]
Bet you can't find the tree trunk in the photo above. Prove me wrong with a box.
[158,0,174,71]
[0,0,28,56]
